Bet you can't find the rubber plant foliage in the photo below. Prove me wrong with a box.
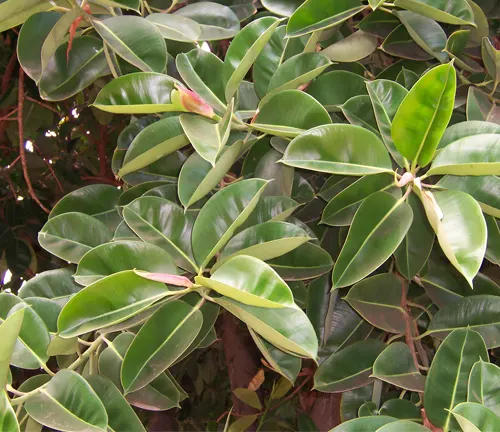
[0,0,500,430]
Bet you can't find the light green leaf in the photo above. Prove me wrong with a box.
[438,121,500,150]
[468,360,500,415]
[485,215,500,265]
[381,25,434,61]
[330,417,397,431]
[0,0,53,33]
[146,13,201,43]
[452,402,500,432]
[466,87,500,122]
[0,390,18,432]
[0,308,25,388]
[233,388,262,410]
[341,95,381,138]
[321,31,377,62]
[482,37,500,84]
[393,0,475,25]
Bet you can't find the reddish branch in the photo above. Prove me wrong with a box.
[400,278,420,371]
[26,96,60,115]
[98,126,107,176]
[18,69,50,214]
[33,142,64,195]
[0,51,18,143]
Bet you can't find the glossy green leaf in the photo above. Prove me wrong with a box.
[283,124,392,175]
[123,196,198,273]
[438,121,500,150]
[119,117,189,177]
[397,11,448,62]
[217,221,311,266]
[192,179,268,270]
[197,255,295,308]
[307,71,367,112]
[57,270,170,337]
[24,370,107,432]
[330,416,397,431]
[372,342,426,391]
[340,384,375,422]
[252,90,331,137]
[146,13,201,43]
[287,0,366,38]
[239,196,300,231]
[417,190,486,286]
[92,16,166,73]
[176,49,226,113]
[18,268,81,306]
[117,181,171,208]
[122,300,202,393]
[366,80,407,166]
[393,0,475,25]
[17,11,61,83]
[321,31,377,62]
[391,63,456,167]
[248,328,301,383]
[38,213,112,264]
[224,17,280,101]
[50,184,121,231]
[75,241,177,286]
[357,9,399,38]
[396,68,420,88]
[0,0,53,33]
[485,215,500,264]
[93,73,179,114]
[467,87,500,122]
[233,388,262,410]
[341,95,381,138]
[452,402,500,432]
[424,329,488,430]
[437,175,500,218]
[86,375,145,432]
[425,295,500,347]
[345,274,406,333]
[468,360,500,415]
[482,37,500,83]
[377,420,428,431]
[0,390,18,432]
[173,2,240,41]
[379,399,421,421]
[253,148,294,197]
[381,25,434,61]
[394,194,434,280]
[314,340,386,392]
[214,296,318,359]
[428,134,500,176]
[0,308,25,388]
[269,242,333,280]
[23,297,60,334]
[39,36,108,102]
[332,191,412,288]
[260,0,302,16]
[262,52,331,105]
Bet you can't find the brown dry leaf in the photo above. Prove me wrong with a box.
[248,368,265,391]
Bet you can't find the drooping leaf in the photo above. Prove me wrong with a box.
[372,342,426,391]
[332,191,413,288]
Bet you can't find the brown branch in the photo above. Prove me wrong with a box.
[400,278,420,371]
[18,69,50,214]
[98,126,107,176]
[33,142,64,195]
[1,51,17,96]
[26,96,61,115]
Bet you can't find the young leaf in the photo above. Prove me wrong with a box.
[0,308,25,388]
[452,402,500,432]
[468,360,500,415]
[0,391,18,432]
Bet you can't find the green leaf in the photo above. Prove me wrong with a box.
[314,340,386,392]
[438,120,500,150]
[0,308,25,388]
[17,11,61,83]
[261,52,331,105]
[396,68,420,88]
[233,388,262,410]
[468,360,500,415]
[192,179,268,270]
[307,71,367,112]
[0,0,53,33]
[252,90,331,137]
[321,31,377,63]
[393,0,475,25]
[39,36,108,102]
[253,148,294,197]
[57,270,170,337]
[224,17,280,102]
[38,213,112,264]
[428,134,500,176]
[239,196,300,231]
[366,80,407,166]
[248,328,301,383]
[482,37,500,84]
[93,73,179,114]
[173,2,240,41]
[261,0,303,16]
[379,399,421,421]
[425,295,500,348]
[437,175,500,218]
[424,329,488,430]
[357,9,400,38]
[485,215,500,264]
[391,62,456,167]
[217,221,311,266]
[176,49,226,113]
[332,191,413,288]
[119,116,189,177]
[121,300,202,393]
[197,255,295,308]
[146,13,201,43]
[268,242,333,281]
[86,375,145,432]
[0,391,18,432]
[341,95,381,138]
[381,25,434,61]
[452,402,500,432]
[123,197,198,273]
[18,268,80,307]
[372,342,426,391]
[344,274,406,333]
[322,174,394,227]
[24,370,107,431]
[287,0,366,38]
[394,193,434,280]
[228,415,258,432]
[282,124,392,175]
[24,297,61,334]
[467,87,500,122]
[377,421,429,431]
[417,190,486,286]
[396,11,448,62]
[92,16,166,73]
[49,184,121,231]
[75,241,177,286]
[214,296,318,359]
[330,417,397,431]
